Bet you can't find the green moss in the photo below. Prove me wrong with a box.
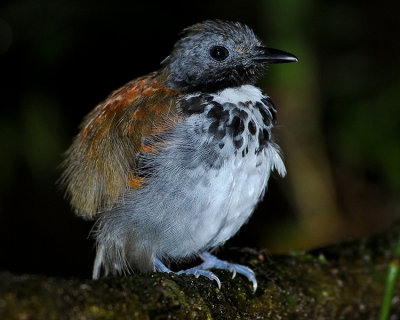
[1,224,400,319]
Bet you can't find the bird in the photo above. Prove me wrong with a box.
[61,20,297,292]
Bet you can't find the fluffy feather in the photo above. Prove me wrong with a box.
[60,71,181,219]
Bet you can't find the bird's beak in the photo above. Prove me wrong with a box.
[254,46,298,63]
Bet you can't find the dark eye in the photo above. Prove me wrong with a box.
[209,46,229,61]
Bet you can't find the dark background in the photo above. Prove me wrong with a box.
[1,0,399,278]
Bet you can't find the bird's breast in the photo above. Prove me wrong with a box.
[122,85,286,259]
[146,85,286,256]
[178,84,279,164]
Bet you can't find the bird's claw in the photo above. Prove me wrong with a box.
[200,252,257,292]
[177,268,221,289]
[155,252,257,292]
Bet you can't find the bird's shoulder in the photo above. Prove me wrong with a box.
[61,72,182,219]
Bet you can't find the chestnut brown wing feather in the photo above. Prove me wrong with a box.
[61,73,181,219]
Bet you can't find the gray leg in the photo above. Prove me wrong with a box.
[154,257,221,288]
[93,243,105,280]
[175,252,257,292]
[198,252,257,292]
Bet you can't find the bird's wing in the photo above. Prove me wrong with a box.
[61,72,181,219]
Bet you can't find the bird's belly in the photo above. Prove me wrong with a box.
[164,147,271,258]
[128,86,287,261]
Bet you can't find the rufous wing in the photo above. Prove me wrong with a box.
[60,72,181,219]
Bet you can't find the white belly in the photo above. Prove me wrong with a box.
[155,85,286,258]
[166,144,285,257]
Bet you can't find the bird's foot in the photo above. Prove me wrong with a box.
[198,252,257,292]
[155,252,257,292]
[154,257,222,288]
[177,266,222,289]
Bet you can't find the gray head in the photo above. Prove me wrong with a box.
[162,20,297,92]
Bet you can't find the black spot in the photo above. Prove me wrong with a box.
[231,107,248,120]
[206,104,222,118]
[208,121,226,140]
[258,129,270,149]
[248,120,256,135]
[263,128,270,141]
[239,101,252,108]
[234,137,244,149]
[208,121,219,135]
[239,109,248,120]
[261,97,273,106]
[219,142,225,149]
[255,102,272,127]
[257,130,264,147]
[261,98,277,123]
[207,103,229,122]
[261,97,274,108]
[180,95,210,115]
[242,150,245,157]
[230,116,245,137]
[245,146,249,154]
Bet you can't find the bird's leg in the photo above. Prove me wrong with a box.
[201,252,257,292]
[154,258,173,273]
[154,257,222,289]
[177,252,258,292]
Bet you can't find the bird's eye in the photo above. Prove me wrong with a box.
[209,46,229,61]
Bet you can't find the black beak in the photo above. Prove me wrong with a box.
[254,47,298,63]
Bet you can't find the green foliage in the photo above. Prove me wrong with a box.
[333,82,400,193]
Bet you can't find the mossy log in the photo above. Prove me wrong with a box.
[1,224,400,319]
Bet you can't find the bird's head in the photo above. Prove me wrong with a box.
[162,20,298,92]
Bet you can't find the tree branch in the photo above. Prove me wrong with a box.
[1,223,400,319]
